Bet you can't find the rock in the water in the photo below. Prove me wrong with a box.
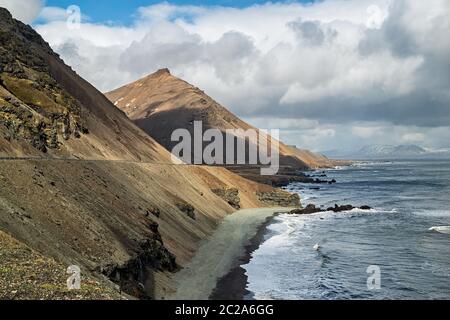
[327,204,355,212]
[290,203,373,215]
[326,204,372,212]
[289,204,323,215]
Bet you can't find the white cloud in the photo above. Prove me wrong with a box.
[284,123,450,152]
[31,0,450,151]
[37,6,89,23]
[0,0,43,23]
[365,4,388,29]
[137,2,206,22]
[352,126,382,139]
[244,117,320,131]
[38,7,68,22]
[402,133,425,143]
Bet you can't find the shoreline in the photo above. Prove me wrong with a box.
[210,213,277,300]
[168,207,292,300]
[210,165,355,300]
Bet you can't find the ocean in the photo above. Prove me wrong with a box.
[244,160,450,300]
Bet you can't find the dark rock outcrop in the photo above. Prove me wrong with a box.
[146,207,161,218]
[326,204,372,212]
[176,202,196,220]
[101,236,177,300]
[289,204,372,215]
[212,188,241,209]
[289,204,323,215]
[99,220,176,299]
[257,190,300,207]
[0,9,89,152]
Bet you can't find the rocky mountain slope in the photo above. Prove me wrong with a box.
[0,7,299,299]
[0,8,169,161]
[0,159,294,299]
[105,69,338,171]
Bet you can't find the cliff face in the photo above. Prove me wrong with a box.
[106,69,337,170]
[0,8,169,161]
[0,9,86,153]
[0,8,299,300]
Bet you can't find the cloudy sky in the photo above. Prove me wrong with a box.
[1,0,449,152]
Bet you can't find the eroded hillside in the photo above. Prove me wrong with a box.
[0,159,297,299]
[0,7,300,300]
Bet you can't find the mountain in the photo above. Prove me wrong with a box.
[323,144,450,160]
[0,8,298,300]
[105,69,338,172]
[358,145,426,158]
[0,8,170,161]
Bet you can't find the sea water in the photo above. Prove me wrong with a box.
[244,160,450,299]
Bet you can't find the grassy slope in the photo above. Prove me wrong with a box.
[0,230,125,300]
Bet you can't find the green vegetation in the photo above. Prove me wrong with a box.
[0,20,89,152]
[1,74,64,114]
[0,231,124,300]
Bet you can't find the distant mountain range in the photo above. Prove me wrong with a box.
[322,144,450,160]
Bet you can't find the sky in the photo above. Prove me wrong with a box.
[1,0,450,152]
[43,0,312,25]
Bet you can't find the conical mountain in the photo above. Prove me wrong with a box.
[106,68,336,170]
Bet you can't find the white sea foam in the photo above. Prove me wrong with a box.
[347,207,396,214]
[413,210,450,217]
[352,161,394,168]
[429,226,450,234]
[245,160,450,300]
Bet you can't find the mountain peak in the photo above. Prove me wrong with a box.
[154,68,171,76]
